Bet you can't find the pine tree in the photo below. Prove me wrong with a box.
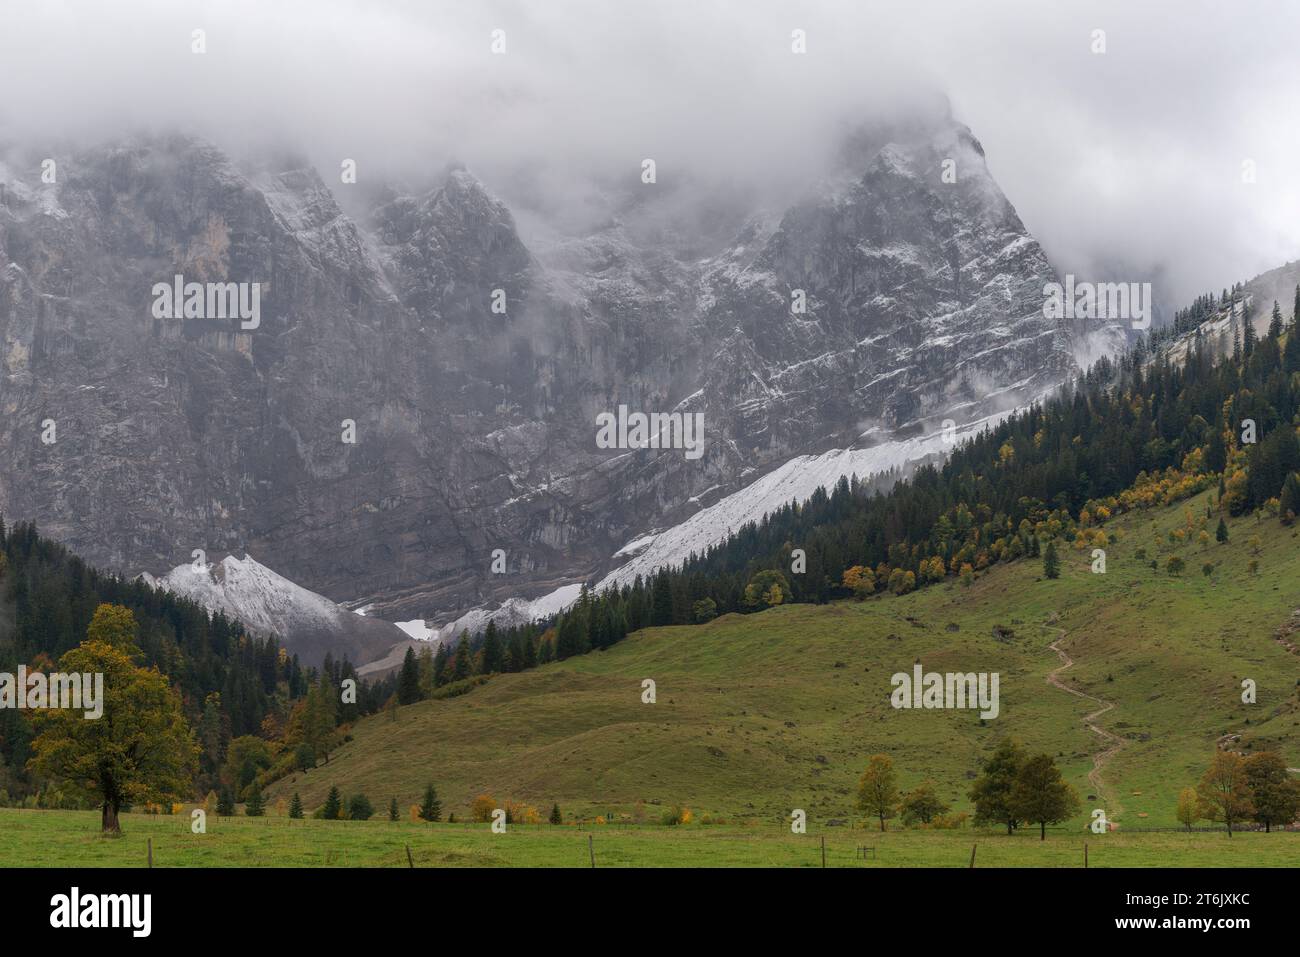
[480,620,504,674]
[432,641,451,687]
[289,792,304,819]
[419,783,442,822]
[397,647,421,704]
[1286,314,1300,374]
[651,570,673,626]
[1268,300,1284,339]
[549,802,562,825]
[323,786,341,820]
[1216,517,1229,542]
[1042,540,1060,579]
[451,635,473,681]
[216,786,235,817]
[388,797,400,822]
[244,783,265,816]
[417,645,435,696]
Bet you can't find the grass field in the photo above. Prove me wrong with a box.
[262,489,1299,834]
[1,807,1296,867]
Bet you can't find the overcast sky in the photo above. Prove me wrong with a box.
[3,0,1299,307]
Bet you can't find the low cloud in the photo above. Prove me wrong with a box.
[2,0,1298,306]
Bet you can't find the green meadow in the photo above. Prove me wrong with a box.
[1,808,1295,867]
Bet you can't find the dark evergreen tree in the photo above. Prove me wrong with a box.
[451,636,473,681]
[289,792,304,819]
[480,620,505,673]
[419,783,442,822]
[651,570,673,626]
[347,793,374,820]
[1042,540,1060,579]
[1268,300,1284,339]
[432,641,451,687]
[397,646,421,704]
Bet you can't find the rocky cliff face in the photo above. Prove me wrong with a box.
[0,112,1099,649]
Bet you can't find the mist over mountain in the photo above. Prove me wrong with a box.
[1,100,1111,643]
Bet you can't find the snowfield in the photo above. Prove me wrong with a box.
[596,409,1017,591]
[139,554,405,666]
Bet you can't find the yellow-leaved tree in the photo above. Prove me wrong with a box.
[29,604,198,833]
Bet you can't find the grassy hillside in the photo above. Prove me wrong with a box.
[270,488,1299,831]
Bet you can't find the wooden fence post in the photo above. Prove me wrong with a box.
[147,838,153,868]
[969,843,977,868]
[821,835,826,868]
[589,835,596,868]
[406,844,414,868]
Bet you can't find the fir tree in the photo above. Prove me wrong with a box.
[1042,540,1060,579]
[1216,517,1229,542]
[432,641,451,687]
[451,635,473,681]
[1268,300,1284,339]
[549,802,562,825]
[216,786,235,817]
[651,570,673,626]
[397,647,421,704]
[389,797,400,821]
[243,783,265,816]
[480,620,505,673]
[289,792,304,819]
[419,783,442,822]
[323,785,342,820]
[1285,302,1300,373]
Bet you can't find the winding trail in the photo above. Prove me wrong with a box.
[1045,626,1125,818]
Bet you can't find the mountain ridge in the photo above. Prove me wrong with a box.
[1,113,1106,645]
